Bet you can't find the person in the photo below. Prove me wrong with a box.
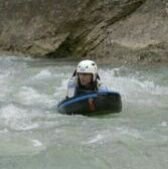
[66,59,108,99]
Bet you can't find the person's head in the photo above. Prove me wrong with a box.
[76,60,98,86]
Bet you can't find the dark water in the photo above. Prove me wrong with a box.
[0,56,167,169]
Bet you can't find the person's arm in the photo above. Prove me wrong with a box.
[66,77,77,98]
[97,80,108,92]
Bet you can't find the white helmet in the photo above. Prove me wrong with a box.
[76,60,98,81]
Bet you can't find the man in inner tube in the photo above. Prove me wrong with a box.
[66,59,108,98]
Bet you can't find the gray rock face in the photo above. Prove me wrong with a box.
[0,0,167,64]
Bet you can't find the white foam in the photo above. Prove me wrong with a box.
[160,121,167,127]
[86,134,104,144]
[0,104,39,131]
[16,86,55,108]
[32,69,52,80]
[54,79,68,97]
[99,67,168,96]
[31,139,43,147]
[116,127,143,139]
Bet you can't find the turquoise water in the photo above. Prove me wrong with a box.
[0,56,168,169]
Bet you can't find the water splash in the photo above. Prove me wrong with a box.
[0,104,39,131]
[0,56,167,169]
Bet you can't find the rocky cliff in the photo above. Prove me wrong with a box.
[0,0,167,64]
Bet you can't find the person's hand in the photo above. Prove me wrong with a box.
[88,98,95,111]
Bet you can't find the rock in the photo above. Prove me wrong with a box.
[96,0,168,64]
[0,0,168,64]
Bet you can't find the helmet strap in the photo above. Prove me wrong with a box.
[72,69,77,77]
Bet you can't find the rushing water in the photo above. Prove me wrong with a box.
[0,55,167,169]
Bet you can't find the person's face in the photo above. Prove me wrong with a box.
[78,73,92,86]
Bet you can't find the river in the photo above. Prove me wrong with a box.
[0,55,168,169]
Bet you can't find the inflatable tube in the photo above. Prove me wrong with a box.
[57,91,122,116]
